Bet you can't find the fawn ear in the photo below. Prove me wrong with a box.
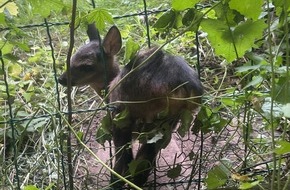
[103,26,122,55]
[87,23,101,42]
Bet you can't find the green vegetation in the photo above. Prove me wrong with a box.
[0,0,289,189]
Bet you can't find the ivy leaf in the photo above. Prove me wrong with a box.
[86,8,114,32]
[30,0,64,18]
[172,0,199,11]
[229,0,264,21]
[201,19,266,62]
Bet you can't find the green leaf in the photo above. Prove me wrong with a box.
[261,97,283,118]
[0,13,6,25]
[178,109,193,137]
[274,140,290,155]
[8,63,22,79]
[23,185,39,190]
[229,0,263,20]
[239,180,260,189]
[124,38,140,62]
[128,159,151,176]
[0,41,14,55]
[273,0,290,11]
[182,8,203,30]
[96,126,112,145]
[272,77,290,104]
[174,12,183,28]
[201,19,266,62]
[97,112,112,145]
[167,164,182,179]
[113,108,131,129]
[100,112,112,133]
[77,131,84,140]
[206,160,231,189]
[236,64,261,73]
[86,8,114,32]
[282,103,290,118]
[243,76,263,90]
[30,0,64,18]
[213,3,244,26]
[24,118,49,132]
[172,0,199,11]
[153,9,176,29]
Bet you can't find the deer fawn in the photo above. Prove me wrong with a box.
[58,23,203,188]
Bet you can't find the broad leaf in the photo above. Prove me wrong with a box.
[153,9,176,29]
[172,0,199,11]
[201,19,266,62]
[30,0,64,18]
[86,8,114,31]
[229,0,263,20]
[206,159,231,189]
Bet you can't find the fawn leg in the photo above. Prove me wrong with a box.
[132,120,178,186]
[111,124,133,188]
[133,143,158,186]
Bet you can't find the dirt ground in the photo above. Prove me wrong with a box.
[71,112,253,190]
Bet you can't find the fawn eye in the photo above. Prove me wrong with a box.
[79,64,95,72]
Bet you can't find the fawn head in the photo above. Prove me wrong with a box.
[58,24,122,95]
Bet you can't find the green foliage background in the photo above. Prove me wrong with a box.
[0,0,289,189]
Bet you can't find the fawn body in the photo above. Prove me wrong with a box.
[58,24,203,188]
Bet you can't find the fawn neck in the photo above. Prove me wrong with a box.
[89,57,120,95]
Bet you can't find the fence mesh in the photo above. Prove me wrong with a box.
[1,1,289,190]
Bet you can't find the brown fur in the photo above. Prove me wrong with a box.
[58,23,203,189]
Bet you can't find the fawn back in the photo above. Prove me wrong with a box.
[58,23,203,188]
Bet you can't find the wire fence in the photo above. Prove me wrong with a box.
[1,1,288,190]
